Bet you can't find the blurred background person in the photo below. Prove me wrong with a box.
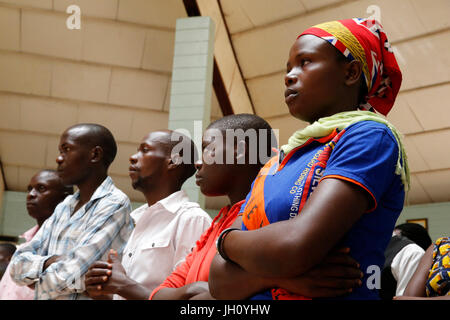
[0,243,16,280]
[380,223,432,299]
[0,169,72,299]
[395,236,450,300]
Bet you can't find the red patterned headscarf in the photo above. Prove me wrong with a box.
[298,18,402,116]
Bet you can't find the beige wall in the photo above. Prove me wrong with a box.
[0,0,225,204]
[1,0,449,208]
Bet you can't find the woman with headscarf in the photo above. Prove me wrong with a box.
[209,18,409,300]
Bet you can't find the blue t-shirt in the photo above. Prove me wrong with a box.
[240,121,406,300]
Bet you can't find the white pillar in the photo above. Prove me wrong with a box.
[168,17,215,207]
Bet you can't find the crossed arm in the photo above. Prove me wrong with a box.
[87,180,367,301]
[10,201,131,299]
[208,178,370,299]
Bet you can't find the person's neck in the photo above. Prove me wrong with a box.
[142,182,181,207]
[333,95,360,115]
[227,167,260,206]
[76,171,108,208]
[37,219,46,229]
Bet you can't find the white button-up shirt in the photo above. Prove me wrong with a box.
[115,190,211,299]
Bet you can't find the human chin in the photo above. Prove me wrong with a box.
[287,104,308,122]
[198,180,216,196]
[59,173,74,186]
[27,206,40,219]
[131,176,143,190]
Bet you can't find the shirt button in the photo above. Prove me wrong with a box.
[128,252,132,257]
[152,243,155,247]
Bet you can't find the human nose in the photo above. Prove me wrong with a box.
[27,188,37,200]
[194,159,202,171]
[56,153,64,165]
[285,70,298,87]
[129,153,138,164]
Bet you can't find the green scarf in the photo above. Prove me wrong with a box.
[280,111,410,191]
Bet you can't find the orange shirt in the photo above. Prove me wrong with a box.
[149,200,244,299]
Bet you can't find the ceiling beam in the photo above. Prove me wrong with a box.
[182,0,254,116]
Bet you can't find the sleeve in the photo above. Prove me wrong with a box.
[392,243,425,296]
[172,209,211,270]
[9,206,60,286]
[35,199,132,299]
[321,122,401,212]
[149,249,196,299]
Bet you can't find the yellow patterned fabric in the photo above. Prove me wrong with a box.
[312,21,371,90]
[426,237,450,297]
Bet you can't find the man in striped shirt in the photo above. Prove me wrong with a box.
[9,123,134,300]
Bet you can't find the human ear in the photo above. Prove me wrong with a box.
[90,146,104,164]
[344,60,363,87]
[235,140,247,164]
[167,153,181,170]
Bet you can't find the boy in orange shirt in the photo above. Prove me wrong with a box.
[150,114,362,300]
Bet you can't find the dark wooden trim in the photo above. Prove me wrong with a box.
[0,235,19,243]
[0,160,7,190]
[182,0,234,116]
[182,0,201,16]
[216,0,255,114]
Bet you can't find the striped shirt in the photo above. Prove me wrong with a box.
[9,176,134,300]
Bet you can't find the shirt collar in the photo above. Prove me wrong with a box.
[130,190,191,223]
[19,225,40,242]
[70,176,115,207]
[130,203,149,223]
[157,190,190,213]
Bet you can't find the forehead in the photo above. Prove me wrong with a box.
[142,131,172,149]
[289,34,335,59]
[60,127,90,146]
[29,172,60,187]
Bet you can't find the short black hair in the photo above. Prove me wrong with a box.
[67,123,118,168]
[208,113,277,167]
[0,242,16,256]
[394,223,432,251]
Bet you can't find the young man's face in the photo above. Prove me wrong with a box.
[195,128,235,197]
[56,128,92,186]
[26,171,67,223]
[129,131,170,191]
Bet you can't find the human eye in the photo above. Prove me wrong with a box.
[286,63,291,74]
[301,58,311,67]
[60,145,70,153]
[38,185,47,192]
[138,144,149,153]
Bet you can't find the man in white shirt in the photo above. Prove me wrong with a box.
[85,130,212,300]
[380,222,431,299]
